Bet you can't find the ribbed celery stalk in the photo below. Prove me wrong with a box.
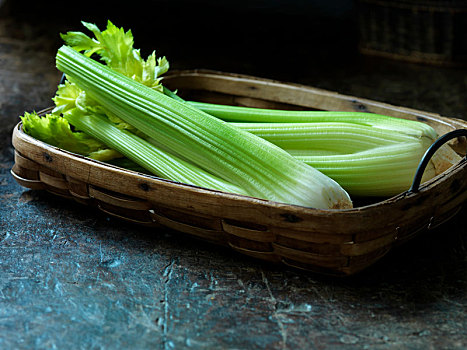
[296,143,434,196]
[63,109,249,196]
[56,45,352,209]
[189,101,438,142]
[232,122,418,154]
[186,102,461,196]
[229,121,449,196]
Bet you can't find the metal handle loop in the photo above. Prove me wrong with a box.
[409,129,467,193]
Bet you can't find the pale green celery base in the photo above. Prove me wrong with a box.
[297,143,426,196]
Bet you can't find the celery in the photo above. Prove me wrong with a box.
[21,21,458,202]
[230,121,436,196]
[179,102,453,196]
[55,45,352,209]
[231,122,418,154]
[60,20,169,92]
[188,101,438,142]
[20,111,121,161]
[56,20,439,198]
[296,143,433,196]
[63,109,249,196]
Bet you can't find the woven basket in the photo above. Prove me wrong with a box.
[356,0,467,66]
[11,70,467,276]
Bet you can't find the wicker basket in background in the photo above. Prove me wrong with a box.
[356,0,467,66]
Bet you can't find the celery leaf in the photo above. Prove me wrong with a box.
[20,111,121,161]
[61,20,169,91]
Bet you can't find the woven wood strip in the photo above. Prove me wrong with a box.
[149,210,226,245]
[273,244,350,268]
[97,201,154,225]
[65,176,90,199]
[14,151,41,171]
[10,165,44,190]
[88,186,153,211]
[227,243,281,263]
[39,171,68,190]
[221,219,275,243]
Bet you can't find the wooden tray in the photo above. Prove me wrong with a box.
[11,70,467,276]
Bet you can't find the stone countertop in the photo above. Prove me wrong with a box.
[0,4,466,349]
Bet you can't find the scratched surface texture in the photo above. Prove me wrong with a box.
[1,3,467,349]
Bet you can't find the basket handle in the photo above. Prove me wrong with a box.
[409,129,467,193]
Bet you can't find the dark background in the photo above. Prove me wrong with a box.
[2,0,357,77]
[0,1,466,349]
[3,0,467,117]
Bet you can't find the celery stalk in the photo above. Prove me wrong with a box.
[231,122,418,154]
[63,109,249,195]
[295,143,432,196]
[188,101,438,142]
[180,101,451,196]
[56,45,352,209]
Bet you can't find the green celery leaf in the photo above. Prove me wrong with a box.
[61,20,169,91]
[58,20,171,131]
[51,80,81,114]
[20,111,121,161]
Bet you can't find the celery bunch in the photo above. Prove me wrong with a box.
[19,20,461,206]
[21,21,248,197]
[191,103,460,196]
[25,21,352,208]
[55,45,352,209]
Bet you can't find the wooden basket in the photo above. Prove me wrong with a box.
[11,70,467,276]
